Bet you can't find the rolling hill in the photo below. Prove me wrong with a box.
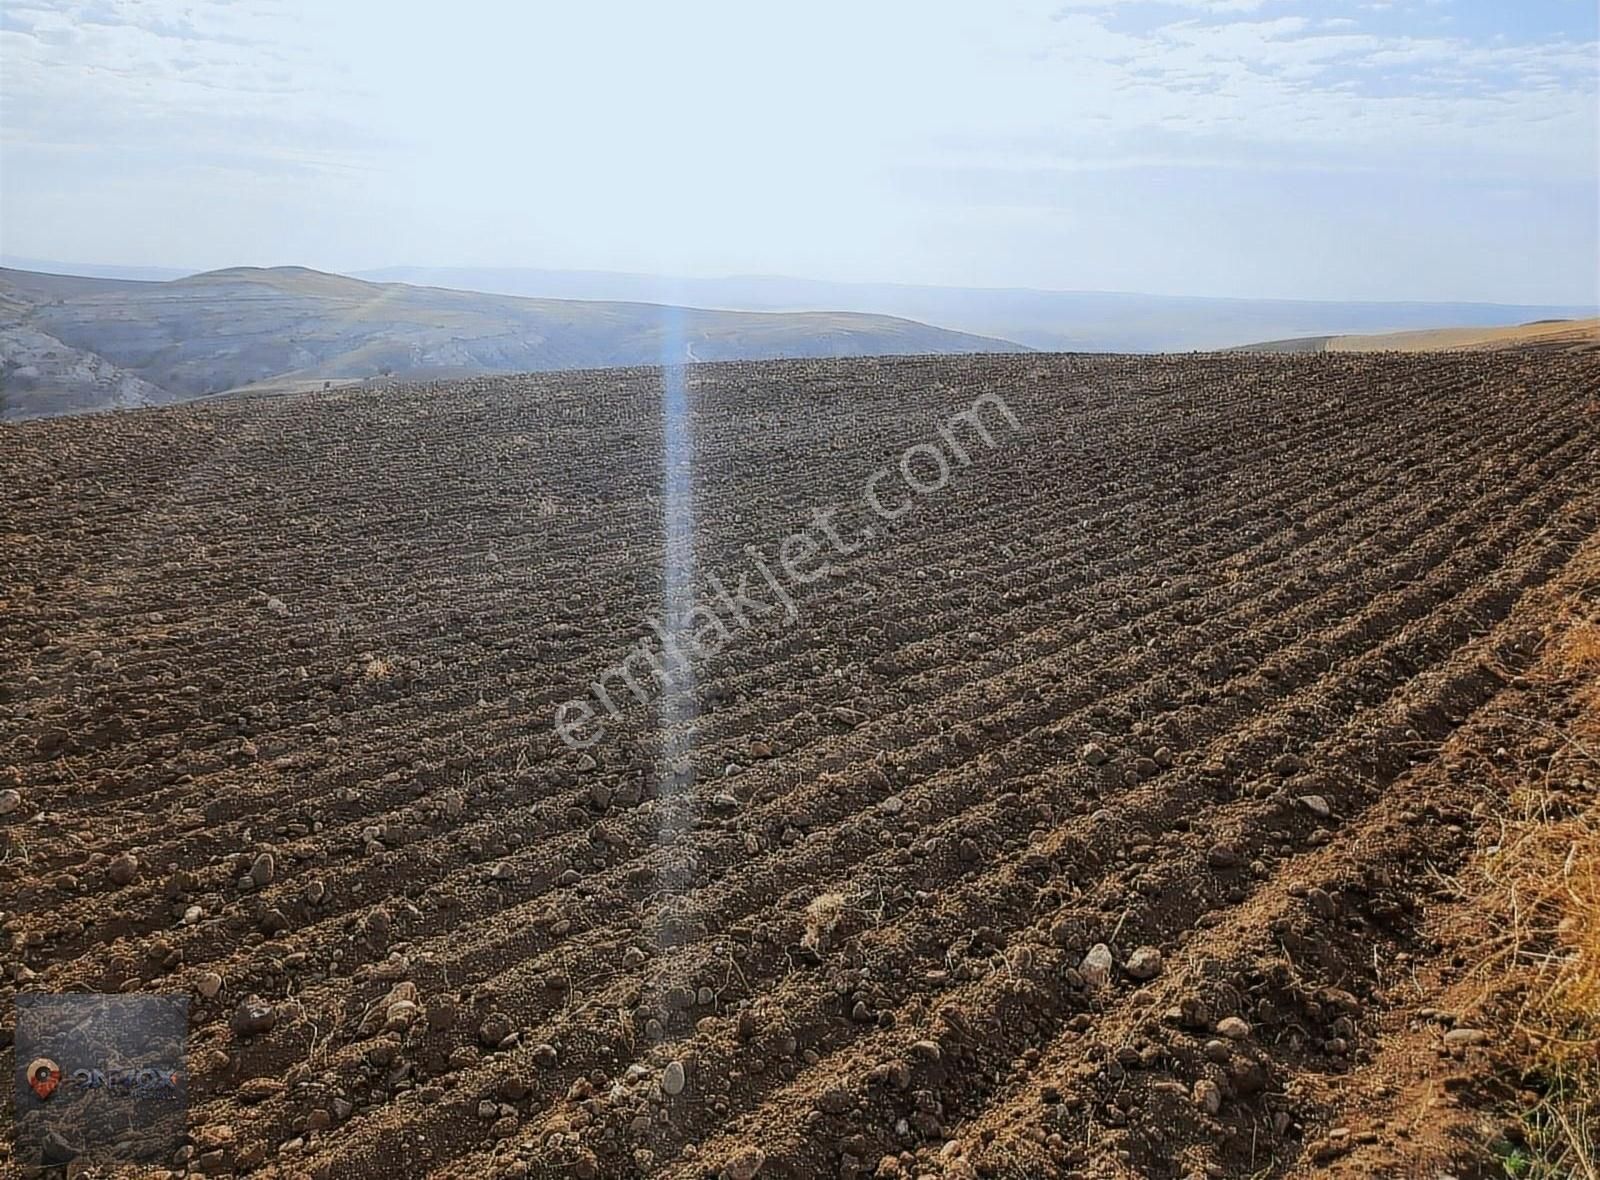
[1235,318,1600,354]
[0,266,1027,420]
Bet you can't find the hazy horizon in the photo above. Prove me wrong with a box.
[7,254,1599,322]
[2,1,1597,306]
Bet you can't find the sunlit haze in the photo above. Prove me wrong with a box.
[2,0,1597,302]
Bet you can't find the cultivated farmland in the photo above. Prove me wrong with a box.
[2,351,1597,1178]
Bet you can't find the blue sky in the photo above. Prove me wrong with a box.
[0,0,1595,302]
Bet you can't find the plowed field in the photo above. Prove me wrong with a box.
[3,351,1598,1179]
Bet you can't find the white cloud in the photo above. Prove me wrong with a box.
[0,0,1592,301]
[1,1,374,180]
[1017,4,1598,182]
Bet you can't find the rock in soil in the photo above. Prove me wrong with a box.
[1125,946,1163,980]
[1080,943,1114,989]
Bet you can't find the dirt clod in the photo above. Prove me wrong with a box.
[1216,1016,1251,1041]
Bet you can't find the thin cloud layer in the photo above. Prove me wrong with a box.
[1,0,1595,302]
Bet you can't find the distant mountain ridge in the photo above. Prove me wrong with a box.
[9,256,1591,354]
[358,266,1599,353]
[0,255,196,283]
[5,259,1593,421]
[0,265,1026,420]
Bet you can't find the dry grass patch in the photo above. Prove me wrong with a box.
[1478,557,1600,1179]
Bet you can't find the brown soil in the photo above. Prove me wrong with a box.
[2,350,1597,1179]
